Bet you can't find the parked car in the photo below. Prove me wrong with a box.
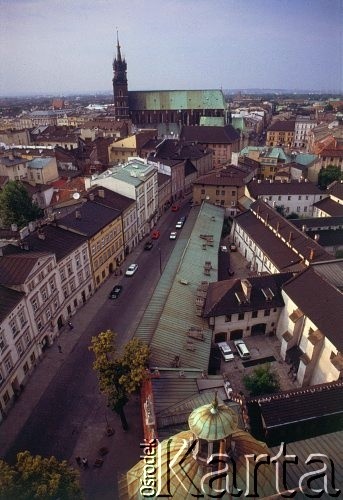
[125,263,138,276]
[144,240,153,250]
[233,339,251,359]
[151,230,160,240]
[171,204,180,212]
[229,244,237,252]
[217,341,234,362]
[109,285,123,299]
[169,231,177,240]
[175,220,183,229]
[220,245,228,252]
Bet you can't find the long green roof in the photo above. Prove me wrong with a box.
[141,202,224,370]
[129,89,226,111]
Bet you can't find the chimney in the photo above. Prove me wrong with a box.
[302,225,306,232]
[11,223,18,232]
[38,231,46,240]
[89,192,95,201]
[314,233,320,242]
[309,248,315,260]
[276,221,280,234]
[288,231,293,244]
[241,279,252,302]
[98,189,105,198]
[75,210,81,219]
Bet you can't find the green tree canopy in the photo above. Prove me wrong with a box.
[0,451,82,500]
[318,165,343,189]
[89,330,150,430]
[0,181,43,228]
[243,363,280,397]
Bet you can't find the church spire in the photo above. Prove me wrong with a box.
[116,29,122,62]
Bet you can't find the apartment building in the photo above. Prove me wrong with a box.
[245,179,326,217]
[87,186,138,254]
[85,159,158,239]
[23,226,94,325]
[57,201,124,288]
[0,286,38,422]
[231,200,333,274]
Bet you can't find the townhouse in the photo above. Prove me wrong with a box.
[293,116,317,150]
[192,167,246,216]
[245,178,326,217]
[57,200,124,288]
[85,159,158,239]
[204,273,293,343]
[0,285,38,422]
[87,186,138,254]
[23,225,94,326]
[0,153,28,181]
[266,120,295,148]
[26,156,59,184]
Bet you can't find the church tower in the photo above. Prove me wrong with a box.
[112,32,130,119]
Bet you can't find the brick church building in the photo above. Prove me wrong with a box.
[112,34,228,135]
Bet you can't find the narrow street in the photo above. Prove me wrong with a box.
[1,201,192,499]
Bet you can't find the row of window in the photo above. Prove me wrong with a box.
[225,308,276,322]
[28,263,54,291]
[91,230,119,255]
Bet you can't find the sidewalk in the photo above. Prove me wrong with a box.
[0,202,192,498]
[0,240,144,459]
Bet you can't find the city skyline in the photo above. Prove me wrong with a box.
[1,0,342,97]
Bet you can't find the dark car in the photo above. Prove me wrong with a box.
[144,240,153,250]
[109,285,123,299]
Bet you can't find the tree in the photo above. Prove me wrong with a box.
[0,181,43,228]
[243,363,280,397]
[0,451,82,500]
[318,165,343,189]
[89,330,150,430]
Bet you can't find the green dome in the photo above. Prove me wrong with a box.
[188,395,238,441]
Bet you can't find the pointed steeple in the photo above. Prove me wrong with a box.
[116,30,122,63]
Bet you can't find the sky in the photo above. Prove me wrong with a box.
[0,0,342,96]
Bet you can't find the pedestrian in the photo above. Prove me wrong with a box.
[58,345,62,353]
[75,456,81,466]
[81,457,88,468]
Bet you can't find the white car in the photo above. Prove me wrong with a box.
[169,232,177,240]
[125,263,138,276]
[233,339,251,359]
[175,221,183,229]
[217,342,234,362]
[220,245,228,252]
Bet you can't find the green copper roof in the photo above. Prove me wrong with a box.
[199,116,225,126]
[129,90,226,111]
[188,395,238,441]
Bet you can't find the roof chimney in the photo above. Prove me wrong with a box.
[309,248,315,260]
[241,279,252,302]
[314,233,320,242]
[75,210,81,219]
[89,192,95,201]
[98,189,105,198]
[288,231,293,244]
